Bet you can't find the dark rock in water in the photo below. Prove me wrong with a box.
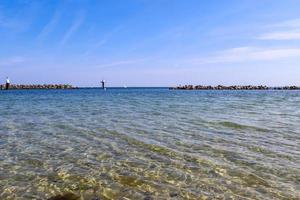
[90,197,101,200]
[149,164,156,169]
[48,193,79,200]
[144,196,153,200]
[169,192,178,197]
[143,192,153,200]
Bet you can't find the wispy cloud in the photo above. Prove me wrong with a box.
[0,13,28,31]
[83,25,124,56]
[258,30,300,40]
[60,11,85,45]
[0,57,26,67]
[270,18,300,28]
[0,14,15,28]
[93,59,145,69]
[0,1,40,32]
[187,47,300,65]
[83,39,107,56]
[258,18,300,40]
[37,8,62,41]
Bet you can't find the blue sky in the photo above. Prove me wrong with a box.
[1,0,300,86]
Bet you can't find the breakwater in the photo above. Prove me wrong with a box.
[171,85,300,90]
[0,84,76,90]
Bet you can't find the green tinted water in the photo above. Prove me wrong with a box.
[0,89,299,199]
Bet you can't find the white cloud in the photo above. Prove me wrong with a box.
[270,18,300,28]
[258,18,300,40]
[37,8,62,41]
[83,39,108,56]
[258,30,300,40]
[93,59,145,69]
[188,47,300,65]
[0,57,26,67]
[0,13,28,31]
[60,11,85,45]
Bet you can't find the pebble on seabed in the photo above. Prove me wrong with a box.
[48,193,79,200]
[48,193,101,200]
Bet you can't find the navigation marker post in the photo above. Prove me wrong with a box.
[101,80,105,89]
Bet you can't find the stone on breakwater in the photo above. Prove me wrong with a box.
[170,85,300,90]
[0,84,76,90]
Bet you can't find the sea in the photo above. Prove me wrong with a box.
[0,88,299,199]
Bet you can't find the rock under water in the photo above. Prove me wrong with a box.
[48,193,80,200]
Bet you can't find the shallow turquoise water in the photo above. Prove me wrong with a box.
[0,88,299,199]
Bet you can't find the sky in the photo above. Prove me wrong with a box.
[1,0,300,87]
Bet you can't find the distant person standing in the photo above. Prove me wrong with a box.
[5,77,10,90]
[101,80,105,89]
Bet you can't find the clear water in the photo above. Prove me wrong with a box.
[0,88,299,199]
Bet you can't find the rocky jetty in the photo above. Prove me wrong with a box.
[171,85,300,90]
[0,84,77,90]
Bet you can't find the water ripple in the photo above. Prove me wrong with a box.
[0,89,299,199]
